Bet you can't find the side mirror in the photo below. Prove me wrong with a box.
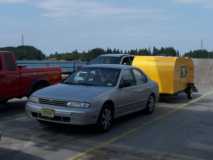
[142,77,148,83]
[119,80,131,88]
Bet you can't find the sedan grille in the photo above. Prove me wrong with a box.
[39,98,67,107]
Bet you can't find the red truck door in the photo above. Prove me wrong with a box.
[0,53,20,100]
[0,57,5,99]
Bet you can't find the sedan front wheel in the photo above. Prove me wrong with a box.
[96,105,113,132]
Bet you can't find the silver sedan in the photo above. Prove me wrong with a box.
[26,64,159,132]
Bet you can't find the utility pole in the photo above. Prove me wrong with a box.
[201,39,204,50]
[21,33,26,56]
[21,33,25,46]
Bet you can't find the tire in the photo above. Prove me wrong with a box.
[29,82,49,96]
[96,105,113,132]
[185,87,192,100]
[0,100,7,104]
[144,95,156,115]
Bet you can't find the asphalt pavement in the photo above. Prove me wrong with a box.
[0,86,213,160]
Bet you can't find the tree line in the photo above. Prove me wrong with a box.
[49,47,180,61]
[1,45,213,61]
[0,46,45,60]
[49,47,213,61]
[184,49,213,58]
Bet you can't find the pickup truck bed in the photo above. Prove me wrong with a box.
[0,51,62,102]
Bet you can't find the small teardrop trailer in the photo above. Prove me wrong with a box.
[132,56,196,99]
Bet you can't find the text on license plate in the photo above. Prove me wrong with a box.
[40,108,55,118]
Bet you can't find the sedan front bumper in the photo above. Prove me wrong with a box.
[26,102,99,125]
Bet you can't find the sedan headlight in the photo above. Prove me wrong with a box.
[29,96,39,104]
[66,101,90,108]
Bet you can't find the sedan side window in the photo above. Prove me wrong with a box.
[119,69,136,88]
[133,69,148,85]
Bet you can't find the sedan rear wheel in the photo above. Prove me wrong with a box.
[144,95,156,114]
[97,106,113,132]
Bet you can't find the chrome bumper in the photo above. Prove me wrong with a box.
[26,102,98,125]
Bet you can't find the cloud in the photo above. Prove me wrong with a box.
[0,0,166,21]
[175,0,203,4]
[0,0,29,3]
[36,0,162,19]
[174,0,213,8]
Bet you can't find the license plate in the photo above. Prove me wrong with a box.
[40,108,55,118]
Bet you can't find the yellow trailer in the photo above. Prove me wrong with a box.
[132,56,196,99]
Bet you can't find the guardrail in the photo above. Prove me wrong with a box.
[17,61,85,74]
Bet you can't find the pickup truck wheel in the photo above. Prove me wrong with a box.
[0,100,7,104]
[29,82,49,96]
[144,95,156,115]
[96,105,113,132]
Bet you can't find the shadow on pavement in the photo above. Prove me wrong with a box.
[1,92,212,160]
[0,148,44,160]
[0,99,26,119]
[159,92,202,104]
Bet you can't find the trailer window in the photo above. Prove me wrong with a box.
[180,66,188,78]
[4,54,16,71]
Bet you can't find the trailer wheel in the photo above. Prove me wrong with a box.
[185,87,192,100]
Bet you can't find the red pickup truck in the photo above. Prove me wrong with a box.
[0,51,62,103]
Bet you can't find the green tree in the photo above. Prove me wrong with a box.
[0,45,46,60]
[184,49,213,58]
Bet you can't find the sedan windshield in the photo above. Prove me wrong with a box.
[89,56,121,64]
[64,67,121,87]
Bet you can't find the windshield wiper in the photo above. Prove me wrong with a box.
[62,82,77,85]
[62,81,95,86]
[78,83,95,86]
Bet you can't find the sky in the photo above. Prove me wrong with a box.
[0,0,212,55]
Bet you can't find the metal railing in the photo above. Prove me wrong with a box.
[17,60,85,74]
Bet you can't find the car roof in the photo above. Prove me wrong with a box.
[100,54,131,58]
[86,64,133,70]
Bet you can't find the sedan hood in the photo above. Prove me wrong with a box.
[33,83,112,102]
